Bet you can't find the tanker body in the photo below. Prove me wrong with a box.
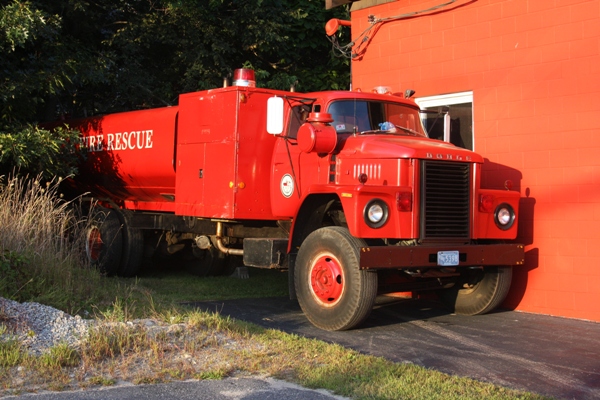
[74,69,524,331]
[72,106,179,211]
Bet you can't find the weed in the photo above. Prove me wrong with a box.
[88,376,115,386]
[165,368,186,380]
[0,338,22,367]
[81,324,148,361]
[196,368,229,380]
[97,297,135,322]
[133,375,160,385]
[38,343,80,368]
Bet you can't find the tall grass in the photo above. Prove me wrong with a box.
[0,174,115,314]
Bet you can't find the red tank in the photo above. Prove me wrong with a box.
[72,106,179,211]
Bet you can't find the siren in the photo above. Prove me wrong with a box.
[233,68,256,87]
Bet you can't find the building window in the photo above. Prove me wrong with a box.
[416,92,473,151]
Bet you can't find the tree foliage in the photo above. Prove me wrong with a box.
[0,0,350,178]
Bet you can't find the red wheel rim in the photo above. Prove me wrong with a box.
[310,254,344,305]
[86,227,102,261]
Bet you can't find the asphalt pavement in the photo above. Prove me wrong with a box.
[190,296,600,400]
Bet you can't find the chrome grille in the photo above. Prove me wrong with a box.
[420,160,471,239]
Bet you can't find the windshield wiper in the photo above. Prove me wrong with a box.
[360,124,421,136]
[393,125,421,136]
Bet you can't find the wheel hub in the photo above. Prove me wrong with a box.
[310,255,343,304]
[86,227,102,261]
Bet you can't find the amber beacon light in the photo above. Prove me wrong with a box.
[325,18,352,36]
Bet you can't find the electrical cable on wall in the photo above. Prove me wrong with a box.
[328,0,459,60]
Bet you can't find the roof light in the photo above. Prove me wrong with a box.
[233,68,256,87]
[325,18,352,36]
[373,86,391,94]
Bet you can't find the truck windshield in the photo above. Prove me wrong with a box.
[328,100,427,137]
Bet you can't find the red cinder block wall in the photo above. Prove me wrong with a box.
[350,0,600,321]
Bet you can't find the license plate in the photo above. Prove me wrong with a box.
[437,251,459,266]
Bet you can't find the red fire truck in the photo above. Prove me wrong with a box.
[75,69,524,331]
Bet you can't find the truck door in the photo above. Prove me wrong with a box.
[270,103,314,217]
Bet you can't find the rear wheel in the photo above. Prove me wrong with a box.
[438,266,513,315]
[295,226,377,331]
[184,244,226,277]
[86,209,122,276]
[219,255,243,277]
[118,218,144,277]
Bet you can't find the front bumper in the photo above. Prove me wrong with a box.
[359,243,525,270]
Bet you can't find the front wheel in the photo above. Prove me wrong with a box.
[295,226,377,331]
[438,266,513,315]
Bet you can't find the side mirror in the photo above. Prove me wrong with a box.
[266,96,284,134]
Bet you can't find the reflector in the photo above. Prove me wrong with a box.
[479,194,495,213]
[396,192,412,211]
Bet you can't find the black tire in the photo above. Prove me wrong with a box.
[86,209,123,276]
[219,255,243,277]
[438,266,513,315]
[118,218,144,277]
[184,245,226,277]
[295,226,377,331]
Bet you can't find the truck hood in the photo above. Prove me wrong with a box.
[339,135,484,163]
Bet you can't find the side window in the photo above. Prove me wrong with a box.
[416,92,474,150]
[287,104,311,139]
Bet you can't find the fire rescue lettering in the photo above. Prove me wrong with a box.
[83,130,154,152]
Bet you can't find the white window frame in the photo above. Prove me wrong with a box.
[415,91,474,149]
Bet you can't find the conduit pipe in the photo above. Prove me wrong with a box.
[215,221,244,256]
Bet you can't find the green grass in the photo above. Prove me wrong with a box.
[127,264,288,304]
[80,265,289,321]
[0,337,22,368]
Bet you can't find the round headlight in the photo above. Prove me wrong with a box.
[364,199,389,228]
[494,203,515,230]
[368,204,384,223]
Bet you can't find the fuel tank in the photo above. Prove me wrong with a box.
[69,106,179,210]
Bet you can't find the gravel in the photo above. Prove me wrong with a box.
[0,297,94,355]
